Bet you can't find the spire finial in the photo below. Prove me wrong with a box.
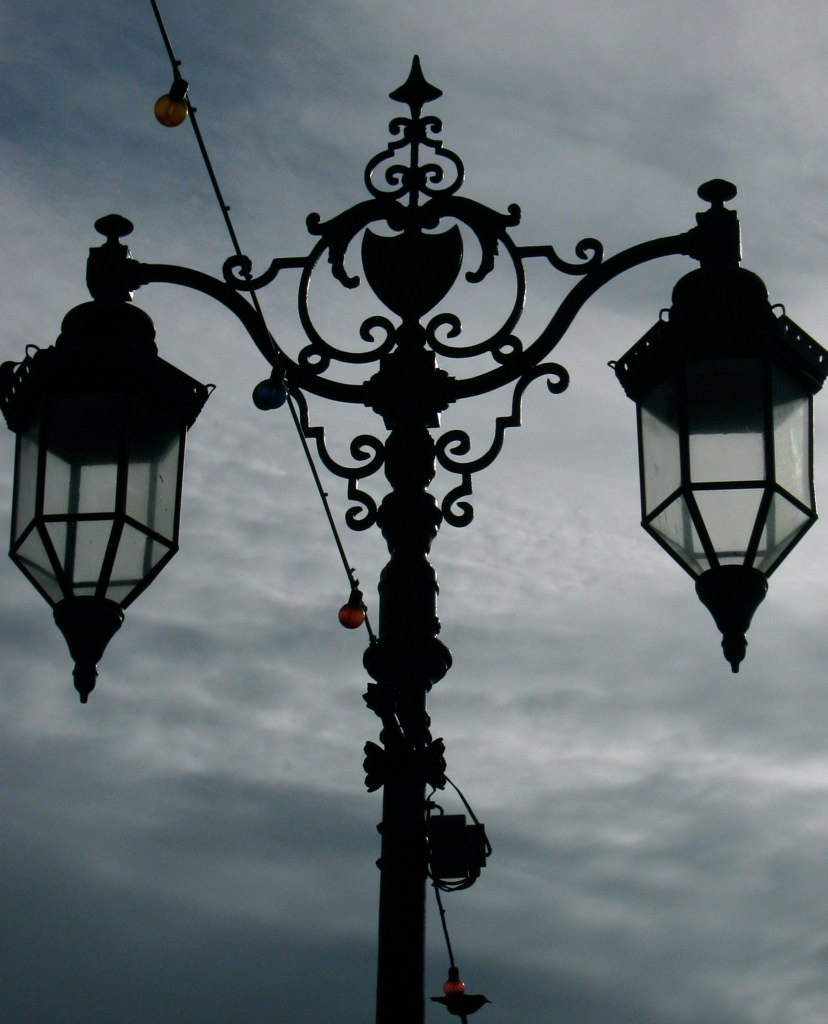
[389,56,442,115]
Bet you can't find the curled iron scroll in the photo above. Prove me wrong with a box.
[436,361,570,526]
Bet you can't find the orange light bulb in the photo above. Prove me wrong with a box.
[154,94,189,127]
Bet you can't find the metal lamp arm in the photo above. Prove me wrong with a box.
[126,259,367,405]
[451,228,697,401]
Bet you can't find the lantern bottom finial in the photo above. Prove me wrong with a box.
[695,566,768,673]
[73,664,97,704]
[53,597,125,703]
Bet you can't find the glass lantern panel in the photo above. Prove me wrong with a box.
[686,359,765,484]
[753,491,812,575]
[105,521,174,606]
[42,393,123,517]
[125,399,183,544]
[648,494,710,576]
[12,414,41,544]
[693,487,764,565]
[771,367,811,508]
[45,518,116,595]
[639,378,681,515]
[14,526,64,604]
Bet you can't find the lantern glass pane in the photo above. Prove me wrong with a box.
[693,487,764,565]
[42,393,122,517]
[14,527,63,603]
[106,522,173,606]
[648,494,710,576]
[687,359,765,483]
[13,423,39,548]
[125,399,183,544]
[13,414,41,544]
[772,368,811,507]
[45,519,116,595]
[754,492,812,574]
[640,378,681,515]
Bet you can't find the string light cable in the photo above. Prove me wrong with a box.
[426,782,493,1018]
[148,0,375,643]
[148,10,491,1015]
[427,776,493,893]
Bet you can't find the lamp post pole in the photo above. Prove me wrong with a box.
[2,59,826,1024]
[363,336,453,1023]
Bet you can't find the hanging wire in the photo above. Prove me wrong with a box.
[148,0,375,643]
[433,873,458,969]
[426,787,459,970]
[426,781,492,898]
[445,775,492,856]
[285,395,376,642]
[148,0,249,270]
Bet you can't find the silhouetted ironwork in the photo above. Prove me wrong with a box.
[2,56,826,1024]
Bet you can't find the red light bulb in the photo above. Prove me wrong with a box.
[338,600,365,629]
[443,967,465,997]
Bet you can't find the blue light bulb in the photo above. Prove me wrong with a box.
[252,377,288,410]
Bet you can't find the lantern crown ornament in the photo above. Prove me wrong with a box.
[615,182,828,671]
[0,217,211,701]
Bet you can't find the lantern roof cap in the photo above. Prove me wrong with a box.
[0,300,211,434]
[613,266,828,402]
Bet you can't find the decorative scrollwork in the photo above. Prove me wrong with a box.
[293,57,530,376]
[520,237,605,275]
[441,473,474,528]
[364,61,464,205]
[298,346,331,374]
[434,361,570,526]
[222,253,307,291]
[360,315,396,347]
[289,390,386,511]
[492,335,524,364]
[346,476,379,531]
[209,58,684,416]
[425,314,462,355]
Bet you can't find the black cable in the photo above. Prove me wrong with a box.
[285,393,376,642]
[445,775,493,857]
[147,0,264,325]
[147,0,375,641]
[433,874,457,970]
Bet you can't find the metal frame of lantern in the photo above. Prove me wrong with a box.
[2,59,825,1024]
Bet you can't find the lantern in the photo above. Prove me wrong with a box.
[615,266,827,671]
[0,299,210,701]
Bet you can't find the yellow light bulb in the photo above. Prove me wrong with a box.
[154,93,189,127]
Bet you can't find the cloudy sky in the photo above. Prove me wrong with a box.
[3,2,828,1022]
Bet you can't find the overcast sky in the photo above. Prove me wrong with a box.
[3,2,828,1023]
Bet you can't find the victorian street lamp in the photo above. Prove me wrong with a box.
[1,59,825,1024]
[0,216,210,701]
[614,180,827,670]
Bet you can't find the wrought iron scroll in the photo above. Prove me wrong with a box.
[436,362,569,526]
[222,253,307,292]
[289,388,384,530]
[125,58,708,541]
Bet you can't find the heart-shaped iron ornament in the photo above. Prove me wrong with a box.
[361,225,463,322]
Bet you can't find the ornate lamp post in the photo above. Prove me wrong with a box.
[1,59,825,1024]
